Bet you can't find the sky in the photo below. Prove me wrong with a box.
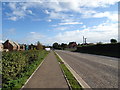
[1,0,119,45]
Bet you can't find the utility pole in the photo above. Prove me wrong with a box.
[83,36,84,44]
[85,38,87,44]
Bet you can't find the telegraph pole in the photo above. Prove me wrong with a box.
[83,36,84,44]
[85,38,87,44]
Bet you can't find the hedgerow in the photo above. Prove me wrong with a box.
[2,50,48,89]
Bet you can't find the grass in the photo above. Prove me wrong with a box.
[18,50,49,89]
[54,52,83,90]
[2,50,49,90]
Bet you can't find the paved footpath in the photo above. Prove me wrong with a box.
[22,51,69,89]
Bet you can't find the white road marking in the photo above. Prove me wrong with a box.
[55,52,91,89]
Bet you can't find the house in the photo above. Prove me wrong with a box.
[0,43,3,51]
[25,44,29,50]
[13,42,20,51]
[3,40,19,51]
[68,42,77,48]
[29,44,34,50]
[20,44,25,51]
[29,44,37,50]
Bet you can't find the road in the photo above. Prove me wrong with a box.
[55,50,118,88]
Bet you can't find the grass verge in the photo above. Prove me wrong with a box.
[2,50,49,90]
[54,52,83,90]
[18,50,49,89]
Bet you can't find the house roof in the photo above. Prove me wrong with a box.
[13,42,20,47]
[69,42,77,45]
[5,40,17,47]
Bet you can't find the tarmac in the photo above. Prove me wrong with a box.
[22,51,69,89]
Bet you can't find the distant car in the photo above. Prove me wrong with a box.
[45,48,51,51]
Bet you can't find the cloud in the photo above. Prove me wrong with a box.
[5,2,34,21]
[81,25,86,29]
[47,19,52,22]
[3,28,16,36]
[92,12,118,22]
[81,10,118,22]
[23,32,45,44]
[0,40,4,43]
[36,21,118,45]
[2,1,119,45]
[4,1,119,22]
[54,26,69,31]
[29,32,45,39]
[32,18,41,21]
[44,10,50,14]
[8,16,17,21]
[30,32,35,34]
[2,28,16,41]
[48,11,67,19]
[52,21,118,44]
[59,22,83,25]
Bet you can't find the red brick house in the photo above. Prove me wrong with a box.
[68,42,77,48]
[14,42,20,51]
[3,40,19,51]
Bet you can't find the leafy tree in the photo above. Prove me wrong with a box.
[110,39,117,43]
[61,43,67,50]
[53,42,59,49]
[37,41,43,50]
[78,43,81,46]
[97,42,103,45]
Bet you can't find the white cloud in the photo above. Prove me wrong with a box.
[81,25,86,29]
[29,32,45,40]
[32,18,41,21]
[8,2,16,10]
[8,16,17,21]
[0,40,4,43]
[5,2,34,21]
[52,21,118,44]
[59,22,83,25]
[30,32,35,34]
[27,10,33,14]
[93,12,118,22]
[54,26,69,31]
[4,1,119,21]
[36,21,118,45]
[2,1,119,45]
[47,19,52,22]
[22,32,46,44]
[44,10,50,14]
[48,11,67,19]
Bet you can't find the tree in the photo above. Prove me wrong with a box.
[61,43,67,50]
[110,39,117,43]
[53,42,59,49]
[97,42,103,45]
[37,41,43,50]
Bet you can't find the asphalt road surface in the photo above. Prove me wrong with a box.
[22,51,69,89]
[55,50,118,88]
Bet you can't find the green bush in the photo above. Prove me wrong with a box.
[2,50,48,89]
[76,43,120,58]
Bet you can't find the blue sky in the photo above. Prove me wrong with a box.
[1,0,119,45]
